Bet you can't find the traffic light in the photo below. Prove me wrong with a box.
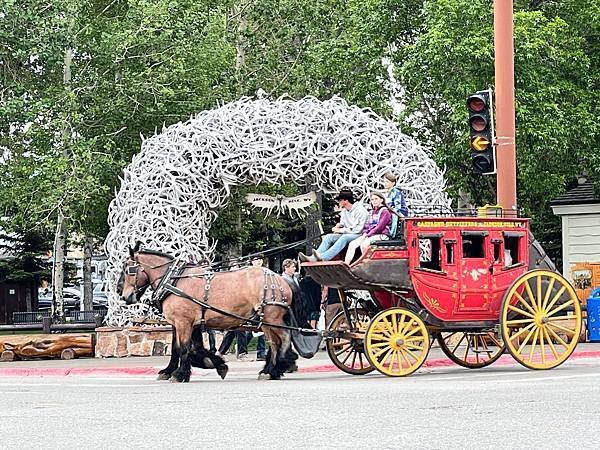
[467,89,495,175]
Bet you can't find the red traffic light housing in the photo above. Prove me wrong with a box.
[467,89,495,175]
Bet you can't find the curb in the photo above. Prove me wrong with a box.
[2,350,600,377]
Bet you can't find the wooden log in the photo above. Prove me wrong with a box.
[1,350,15,362]
[0,333,94,360]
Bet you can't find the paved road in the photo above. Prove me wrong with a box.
[1,358,599,449]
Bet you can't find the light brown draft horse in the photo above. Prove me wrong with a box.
[117,243,301,382]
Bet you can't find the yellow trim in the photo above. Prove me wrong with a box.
[364,308,430,377]
[501,270,582,370]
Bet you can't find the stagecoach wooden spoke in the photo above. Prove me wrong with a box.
[544,328,560,359]
[536,275,543,312]
[326,309,375,375]
[438,331,505,369]
[501,270,582,370]
[507,304,535,319]
[539,326,546,365]
[524,281,537,312]
[404,343,425,351]
[542,276,556,311]
[543,286,567,316]
[509,322,536,342]
[514,291,537,315]
[545,299,575,318]
[451,333,467,353]
[527,328,540,364]
[546,326,570,349]
[334,343,353,357]
[365,308,430,377]
[546,321,576,335]
[506,318,535,326]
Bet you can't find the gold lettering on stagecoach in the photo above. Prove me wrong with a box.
[422,292,447,314]
[415,220,524,228]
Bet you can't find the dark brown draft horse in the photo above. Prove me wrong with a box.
[116,243,302,382]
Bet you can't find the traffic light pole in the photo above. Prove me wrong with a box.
[494,0,517,213]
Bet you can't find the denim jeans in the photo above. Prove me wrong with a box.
[256,334,266,356]
[316,233,361,261]
[218,330,248,356]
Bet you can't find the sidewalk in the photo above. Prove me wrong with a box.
[1,343,600,377]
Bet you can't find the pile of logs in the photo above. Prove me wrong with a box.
[0,333,94,361]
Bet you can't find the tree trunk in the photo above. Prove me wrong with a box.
[52,46,73,323]
[51,211,68,322]
[82,235,93,311]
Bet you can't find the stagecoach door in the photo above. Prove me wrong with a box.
[457,231,492,313]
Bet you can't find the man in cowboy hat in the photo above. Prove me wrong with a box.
[299,188,368,262]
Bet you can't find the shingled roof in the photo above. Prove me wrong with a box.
[551,178,600,206]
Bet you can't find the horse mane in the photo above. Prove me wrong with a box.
[137,249,175,260]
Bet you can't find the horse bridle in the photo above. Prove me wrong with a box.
[126,256,175,297]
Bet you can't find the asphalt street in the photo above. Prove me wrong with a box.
[1,358,599,450]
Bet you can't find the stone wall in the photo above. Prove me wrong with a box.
[95,326,173,357]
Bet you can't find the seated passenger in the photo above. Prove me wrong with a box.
[344,191,392,265]
[383,172,408,237]
[299,188,368,262]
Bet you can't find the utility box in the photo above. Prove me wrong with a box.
[587,288,600,342]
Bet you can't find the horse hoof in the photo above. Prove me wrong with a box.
[258,373,271,381]
[169,374,190,383]
[157,372,171,381]
[203,357,215,369]
[217,365,229,380]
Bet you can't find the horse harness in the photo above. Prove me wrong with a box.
[151,260,291,332]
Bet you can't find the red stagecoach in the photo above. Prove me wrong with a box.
[303,216,583,377]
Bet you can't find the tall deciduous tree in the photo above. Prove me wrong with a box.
[394,0,596,262]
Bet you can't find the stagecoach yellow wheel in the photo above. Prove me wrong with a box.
[326,309,375,375]
[501,269,582,370]
[364,308,430,377]
[437,331,505,369]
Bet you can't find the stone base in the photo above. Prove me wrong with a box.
[95,327,226,357]
[95,326,173,357]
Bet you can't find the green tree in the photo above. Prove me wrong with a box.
[394,0,596,262]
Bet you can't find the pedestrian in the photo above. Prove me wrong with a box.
[322,286,343,327]
[298,188,368,262]
[300,274,322,329]
[344,191,392,265]
[382,172,409,238]
[215,259,253,361]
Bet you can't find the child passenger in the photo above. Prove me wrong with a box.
[344,191,391,265]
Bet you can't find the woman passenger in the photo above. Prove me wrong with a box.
[344,191,392,265]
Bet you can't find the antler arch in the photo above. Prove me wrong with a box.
[104,95,450,325]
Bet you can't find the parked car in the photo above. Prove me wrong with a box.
[38,284,107,310]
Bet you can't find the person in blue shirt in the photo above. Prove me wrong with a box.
[383,172,408,237]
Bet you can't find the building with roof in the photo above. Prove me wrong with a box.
[551,177,600,301]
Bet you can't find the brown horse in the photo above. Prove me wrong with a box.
[116,243,301,382]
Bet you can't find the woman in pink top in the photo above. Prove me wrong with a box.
[344,191,391,265]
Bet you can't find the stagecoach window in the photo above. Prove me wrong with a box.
[493,242,501,262]
[505,235,521,265]
[462,235,485,258]
[445,242,454,264]
[418,237,442,271]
